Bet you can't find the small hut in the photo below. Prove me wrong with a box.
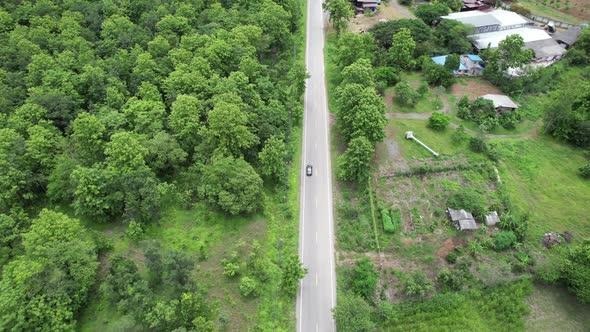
[447,208,478,231]
[485,211,500,227]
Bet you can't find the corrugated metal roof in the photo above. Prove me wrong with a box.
[481,94,520,109]
[470,28,553,49]
[444,9,528,27]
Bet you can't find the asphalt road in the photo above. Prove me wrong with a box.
[297,1,336,331]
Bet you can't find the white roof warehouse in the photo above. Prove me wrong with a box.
[442,9,566,64]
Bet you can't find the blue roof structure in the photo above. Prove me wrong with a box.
[466,54,483,61]
[431,55,467,70]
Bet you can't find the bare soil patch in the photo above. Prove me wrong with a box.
[436,237,465,259]
[349,2,409,33]
[450,78,501,100]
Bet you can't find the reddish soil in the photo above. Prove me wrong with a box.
[436,237,466,260]
[450,78,501,100]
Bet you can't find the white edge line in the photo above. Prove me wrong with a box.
[319,9,337,324]
[298,1,312,332]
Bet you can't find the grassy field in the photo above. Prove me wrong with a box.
[526,283,590,331]
[495,137,590,244]
[516,0,589,24]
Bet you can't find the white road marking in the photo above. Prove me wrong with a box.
[315,198,318,209]
[316,273,318,287]
[315,231,318,243]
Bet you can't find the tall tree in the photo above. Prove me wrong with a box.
[203,100,258,158]
[0,209,98,331]
[259,135,288,182]
[199,156,263,215]
[390,28,416,69]
[337,136,374,182]
[323,0,354,35]
[415,3,450,26]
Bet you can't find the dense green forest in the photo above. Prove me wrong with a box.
[0,0,307,330]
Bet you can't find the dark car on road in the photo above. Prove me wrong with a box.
[306,164,313,176]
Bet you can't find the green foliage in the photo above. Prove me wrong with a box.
[341,58,376,87]
[561,238,590,303]
[400,271,434,298]
[544,81,590,148]
[428,112,450,131]
[382,209,395,233]
[199,156,263,215]
[469,137,488,153]
[494,231,518,250]
[370,19,432,50]
[374,66,400,86]
[281,255,307,297]
[323,0,354,34]
[394,81,420,106]
[390,28,416,69]
[351,258,379,301]
[445,251,458,264]
[239,276,259,297]
[0,210,98,331]
[334,292,375,332]
[125,220,144,241]
[444,54,460,71]
[378,278,532,330]
[335,84,387,144]
[259,135,288,183]
[580,163,590,178]
[451,125,470,144]
[422,58,455,88]
[222,252,241,278]
[335,32,376,68]
[434,0,463,12]
[415,3,450,26]
[447,188,488,220]
[337,136,375,182]
[436,268,466,291]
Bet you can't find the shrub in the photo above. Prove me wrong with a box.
[222,252,241,277]
[469,137,487,153]
[394,82,420,106]
[381,209,395,233]
[561,239,590,303]
[428,112,450,131]
[447,188,488,220]
[239,276,259,297]
[401,271,434,298]
[445,252,458,264]
[125,220,144,241]
[437,268,465,291]
[451,125,469,144]
[580,163,590,178]
[374,66,400,86]
[417,82,429,96]
[352,258,379,301]
[494,231,517,250]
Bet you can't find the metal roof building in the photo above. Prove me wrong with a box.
[442,9,567,64]
[448,208,478,231]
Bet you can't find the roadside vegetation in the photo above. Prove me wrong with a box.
[325,2,590,331]
[0,1,308,330]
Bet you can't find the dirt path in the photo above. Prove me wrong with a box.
[389,0,416,19]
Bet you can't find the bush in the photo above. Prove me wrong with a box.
[125,220,144,241]
[401,271,434,298]
[580,163,590,178]
[428,112,450,131]
[494,231,517,250]
[417,82,429,96]
[381,209,395,233]
[451,125,469,144]
[437,268,465,291]
[239,276,259,297]
[394,82,420,106]
[447,188,488,220]
[352,258,379,301]
[445,252,458,264]
[469,137,487,153]
[374,66,400,86]
[390,209,402,232]
[561,239,590,303]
